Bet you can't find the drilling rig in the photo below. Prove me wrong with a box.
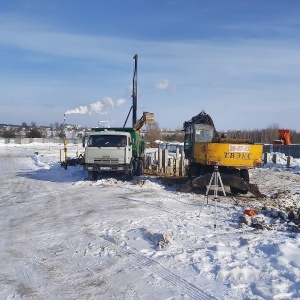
[82,54,154,180]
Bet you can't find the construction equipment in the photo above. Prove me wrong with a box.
[182,110,264,197]
[82,127,145,180]
[273,129,291,145]
[82,54,154,180]
[134,111,154,133]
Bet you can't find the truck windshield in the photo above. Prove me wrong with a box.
[88,135,127,147]
[195,129,213,142]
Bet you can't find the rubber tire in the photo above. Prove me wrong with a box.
[230,169,241,195]
[188,163,206,180]
[239,169,249,194]
[135,161,143,176]
[230,169,249,195]
[188,164,207,191]
[125,161,134,180]
[88,171,98,181]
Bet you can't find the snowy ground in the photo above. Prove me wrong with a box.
[0,143,300,300]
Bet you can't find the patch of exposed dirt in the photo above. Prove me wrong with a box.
[156,176,189,186]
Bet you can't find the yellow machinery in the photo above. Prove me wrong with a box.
[183,111,263,197]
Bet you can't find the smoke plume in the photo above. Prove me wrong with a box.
[65,97,125,115]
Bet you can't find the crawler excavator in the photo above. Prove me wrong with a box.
[182,111,264,197]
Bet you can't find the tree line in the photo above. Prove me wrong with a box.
[1,121,66,139]
[2,121,300,144]
[143,122,300,144]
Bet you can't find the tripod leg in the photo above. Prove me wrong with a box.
[217,172,226,196]
[213,171,218,199]
[213,171,218,229]
[205,172,214,196]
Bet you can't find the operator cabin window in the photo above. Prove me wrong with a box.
[184,126,193,149]
[195,129,213,142]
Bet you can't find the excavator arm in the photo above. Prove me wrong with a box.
[183,110,219,138]
[134,111,154,132]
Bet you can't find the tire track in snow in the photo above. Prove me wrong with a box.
[99,237,216,300]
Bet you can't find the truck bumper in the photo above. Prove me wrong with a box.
[85,164,126,172]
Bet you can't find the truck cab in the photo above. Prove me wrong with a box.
[83,127,144,180]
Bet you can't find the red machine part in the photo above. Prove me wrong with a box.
[278,129,291,145]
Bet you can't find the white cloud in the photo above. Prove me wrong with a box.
[116,98,126,106]
[102,97,115,109]
[89,101,104,114]
[155,80,171,90]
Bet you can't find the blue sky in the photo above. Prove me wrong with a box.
[1,0,300,131]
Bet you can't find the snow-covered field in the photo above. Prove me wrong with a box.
[1,143,300,300]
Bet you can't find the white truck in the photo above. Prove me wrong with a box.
[83,127,145,180]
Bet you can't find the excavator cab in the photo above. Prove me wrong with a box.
[194,125,214,142]
[184,124,214,158]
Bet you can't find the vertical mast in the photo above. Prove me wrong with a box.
[132,54,138,127]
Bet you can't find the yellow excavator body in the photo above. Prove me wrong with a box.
[183,111,264,197]
[194,142,263,168]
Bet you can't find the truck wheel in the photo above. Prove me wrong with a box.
[125,170,133,180]
[135,161,143,176]
[125,161,134,180]
[88,171,97,181]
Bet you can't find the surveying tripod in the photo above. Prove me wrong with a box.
[205,164,226,204]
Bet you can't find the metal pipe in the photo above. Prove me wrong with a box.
[63,113,67,169]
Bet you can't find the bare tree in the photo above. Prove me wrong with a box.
[143,122,162,142]
[266,123,280,144]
